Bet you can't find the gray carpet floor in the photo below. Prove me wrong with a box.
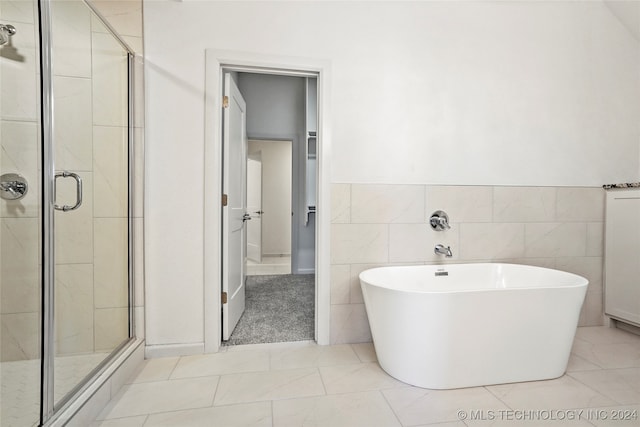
[225,274,315,346]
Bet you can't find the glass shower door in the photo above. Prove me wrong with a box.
[0,0,43,425]
[1,0,133,423]
[48,0,131,408]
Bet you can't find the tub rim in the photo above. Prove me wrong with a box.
[359,262,589,294]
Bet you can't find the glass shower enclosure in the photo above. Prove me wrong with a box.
[1,0,135,424]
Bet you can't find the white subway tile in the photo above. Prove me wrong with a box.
[330,264,350,305]
[330,304,372,345]
[331,184,351,223]
[525,223,587,258]
[1,121,39,218]
[351,184,424,224]
[1,0,36,24]
[459,223,525,260]
[93,126,128,218]
[0,312,40,361]
[51,0,92,78]
[556,187,604,222]
[389,223,459,263]
[493,186,556,222]
[0,218,39,314]
[94,218,129,309]
[1,23,38,121]
[94,307,129,352]
[331,224,388,264]
[426,185,492,223]
[92,32,129,127]
[586,223,604,256]
[54,76,93,171]
[55,264,94,355]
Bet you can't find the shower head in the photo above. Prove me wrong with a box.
[0,24,17,46]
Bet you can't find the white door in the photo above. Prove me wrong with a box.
[222,74,247,340]
[247,155,263,263]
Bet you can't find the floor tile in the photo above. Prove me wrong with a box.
[319,362,404,394]
[144,402,272,427]
[96,377,219,420]
[171,350,269,379]
[273,390,401,427]
[567,354,601,372]
[214,367,325,405]
[570,368,640,405]
[575,326,640,344]
[89,416,147,426]
[415,423,466,427]
[486,375,617,410]
[126,357,179,384]
[270,344,360,370]
[465,414,595,427]
[351,342,377,362]
[571,339,640,369]
[382,386,508,426]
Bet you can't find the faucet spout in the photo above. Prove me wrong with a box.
[434,244,453,258]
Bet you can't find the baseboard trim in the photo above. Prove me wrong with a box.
[145,342,205,358]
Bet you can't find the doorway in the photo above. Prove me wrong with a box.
[222,72,317,346]
[203,50,331,352]
[246,139,292,276]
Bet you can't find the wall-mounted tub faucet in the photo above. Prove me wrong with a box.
[430,210,450,231]
[434,244,453,258]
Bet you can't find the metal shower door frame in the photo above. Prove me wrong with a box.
[37,0,137,423]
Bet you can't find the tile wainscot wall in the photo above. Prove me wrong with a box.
[330,184,604,344]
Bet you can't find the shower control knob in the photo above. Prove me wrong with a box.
[0,173,28,201]
[429,210,451,231]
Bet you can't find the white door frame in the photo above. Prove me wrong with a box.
[204,50,331,352]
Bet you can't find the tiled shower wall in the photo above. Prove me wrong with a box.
[330,184,604,344]
[0,0,41,361]
[0,0,144,361]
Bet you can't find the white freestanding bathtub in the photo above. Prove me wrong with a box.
[360,263,588,389]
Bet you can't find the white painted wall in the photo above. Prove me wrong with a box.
[144,1,640,347]
[248,140,292,257]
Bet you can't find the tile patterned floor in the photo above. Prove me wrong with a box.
[92,327,640,426]
[1,352,109,427]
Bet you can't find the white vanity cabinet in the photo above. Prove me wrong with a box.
[605,188,640,326]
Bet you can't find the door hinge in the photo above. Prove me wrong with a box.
[222,194,228,206]
[222,96,229,109]
[221,292,228,304]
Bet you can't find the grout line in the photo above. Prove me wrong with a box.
[483,384,516,411]
[316,366,328,396]
[378,388,405,426]
[209,375,220,407]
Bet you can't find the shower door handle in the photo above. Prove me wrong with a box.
[54,171,83,212]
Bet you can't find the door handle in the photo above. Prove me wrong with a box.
[54,171,83,212]
[242,213,252,222]
[254,210,264,215]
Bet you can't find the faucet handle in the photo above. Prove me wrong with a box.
[430,210,450,231]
